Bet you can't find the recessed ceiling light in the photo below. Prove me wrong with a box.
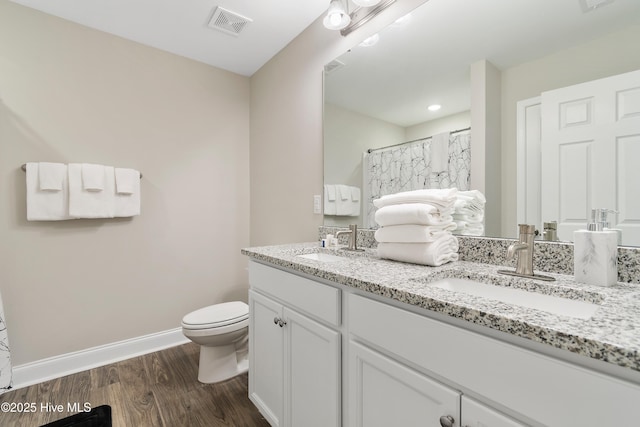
[428,104,441,111]
[579,0,615,13]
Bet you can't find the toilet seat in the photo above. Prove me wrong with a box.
[182,301,249,330]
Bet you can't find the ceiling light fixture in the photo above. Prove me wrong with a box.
[323,0,351,31]
[323,0,396,36]
[352,0,383,6]
[428,104,442,112]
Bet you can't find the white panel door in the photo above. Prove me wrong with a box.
[249,290,284,427]
[461,396,527,427]
[541,69,640,244]
[284,307,341,427]
[349,340,460,427]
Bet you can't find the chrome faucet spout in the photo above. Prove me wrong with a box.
[336,224,361,251]
[506,242,528,260]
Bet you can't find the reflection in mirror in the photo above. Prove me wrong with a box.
[323,0,640,245]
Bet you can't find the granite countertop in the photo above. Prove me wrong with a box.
[242,242,640,375]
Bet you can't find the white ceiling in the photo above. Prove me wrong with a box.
[10,0,329,76]
[324,0,640,127]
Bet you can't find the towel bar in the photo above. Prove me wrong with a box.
[20,163,143,179]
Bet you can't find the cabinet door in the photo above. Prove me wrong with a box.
[461,396,527,427]
[349,341,460,427]
[249,290,284,427]
[284,307,341,427]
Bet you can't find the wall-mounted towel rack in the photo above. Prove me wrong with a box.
[21,164,143,179]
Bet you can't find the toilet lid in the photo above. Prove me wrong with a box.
[182,301,249,329]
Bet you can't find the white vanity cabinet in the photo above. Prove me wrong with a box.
[348,292,640,427]
[248,261,341,427]
[349,340,461,427]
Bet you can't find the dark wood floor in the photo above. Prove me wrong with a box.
[0,343,270,426]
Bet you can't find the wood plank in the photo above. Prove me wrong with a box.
[0,343,269,427]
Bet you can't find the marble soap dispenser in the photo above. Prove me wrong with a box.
[573,209,618,287]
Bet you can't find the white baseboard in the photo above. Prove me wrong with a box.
[11,328,190,390]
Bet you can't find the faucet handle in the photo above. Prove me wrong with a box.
[518,224,536,234]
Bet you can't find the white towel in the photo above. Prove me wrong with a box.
[377,235,459,266]
[336,185,353,215]
[375,224,456,243]
[351,186,360,202]
[81,163,106,191]
[114,168,141,217]
[431,132,450,173]
[373,188,458,210]
[337,185,350,200]
[69,163,115,218]
[38,162,66,191]
[324,185,337,215]
[326,185,336,202]
[374,203,453,227]
[26,162,72,221]
[114,168,139,194]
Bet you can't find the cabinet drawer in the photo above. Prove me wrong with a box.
[249,261,341,326]
[348,293,640,426]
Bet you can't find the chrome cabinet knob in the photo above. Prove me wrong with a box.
[278,319,287,327]
[274,317,279,325]
[439,415,455,427]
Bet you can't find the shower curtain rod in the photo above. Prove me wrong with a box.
[21,163,143,179]
[366,126,471,154]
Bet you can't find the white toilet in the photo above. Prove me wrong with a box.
[181,301,249,384]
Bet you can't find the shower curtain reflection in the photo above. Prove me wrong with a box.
[363,130,471,228]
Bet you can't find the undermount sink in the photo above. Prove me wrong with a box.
[429,278,600,320]
[296,252,345,263]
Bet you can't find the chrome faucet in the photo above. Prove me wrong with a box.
[499,224,555,281]
[335,224,362,251]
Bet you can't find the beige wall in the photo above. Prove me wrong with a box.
[323,103,405,227]
[0,1,250,365]
[249,0,429,246]
[500,24,640,237]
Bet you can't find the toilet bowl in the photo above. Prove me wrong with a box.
[181,301,249,384]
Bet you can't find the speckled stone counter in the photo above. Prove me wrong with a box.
[242,242,640,376]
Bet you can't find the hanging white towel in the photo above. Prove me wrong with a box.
[68,163,115,218]
[431,132,450,173]
[377,234,459,266]
[374,203,453,227]
[81,163,106,191]
[26,162,72,221]
[114,168,139,194]
[324,185,337,215]
[326,185,336,202]
[337,185,350,200]
[38,162,66,191]
[114,168,141,217]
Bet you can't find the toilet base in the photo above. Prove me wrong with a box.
[197,343,248,384]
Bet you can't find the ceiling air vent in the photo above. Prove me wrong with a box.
[324,59,345,74]
[207,6,252,36]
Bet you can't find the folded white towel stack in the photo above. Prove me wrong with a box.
[373,188,459,266]
[452,190,486,236]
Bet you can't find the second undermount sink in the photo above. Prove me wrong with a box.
[296,252,345,263]
[429,278,601,320]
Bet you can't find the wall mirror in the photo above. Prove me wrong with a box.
[323,0,640,245]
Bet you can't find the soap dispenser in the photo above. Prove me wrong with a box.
[573,209,618,286]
